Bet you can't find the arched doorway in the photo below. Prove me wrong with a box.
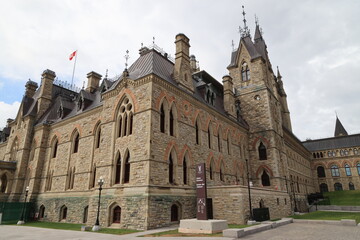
[171,204,180,222]
[112,206,121,223]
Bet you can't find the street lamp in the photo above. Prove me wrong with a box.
[92,176,104,231]
[245,159,254,223]
[17,186,29,225]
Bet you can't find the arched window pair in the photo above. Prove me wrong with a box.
[117,97,134,138]
[241,62,250,81]
[160,101,177,137]
[208,159,225,182]
[114,151,131,184]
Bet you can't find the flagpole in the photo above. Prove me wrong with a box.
[71,50,77,86]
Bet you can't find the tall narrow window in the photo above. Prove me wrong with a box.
[170,110,174,136]
[115,154,121,184]
[258,142,267,160]
[208,125,211,149]
[220,164,224,182]
[124,153,130,183]
[83,206,88,223]
[91,166,96,188]
[73,133,79,153]
[183,158,187,185]
[331,165,340,177]
[52,139,58,158]
[123,113,128,137]
[209,160,214,180]
[169,155,174,184]
[60,206,67,220]
[241,62,250,81]
[195,120,200,144]
[345,164,352,176]
[227,135,231,154]
[129,113,133,135]
[95,125,101,149]
[171,204,179,222]
[39,205,45,219]
[217,131,221,152]
[261,170,270,186]
[160,105,165,133]
[71,167,75,189]
[118,116,122,138]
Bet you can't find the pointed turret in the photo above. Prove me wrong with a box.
[334,116,348,137]
[254,24,262,42]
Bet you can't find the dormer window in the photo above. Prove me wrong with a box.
[205,88,216,106]
[77,97,83,111]
[241,62,250,81]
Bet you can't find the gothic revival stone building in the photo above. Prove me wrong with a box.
[0,21,358,230]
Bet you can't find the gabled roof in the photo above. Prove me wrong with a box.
[302,134,360,151]
[334,117,348,137]
[228,36,262,68]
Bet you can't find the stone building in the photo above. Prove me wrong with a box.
[0,17,357,230]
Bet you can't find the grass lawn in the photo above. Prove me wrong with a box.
[8,221,140,235]
[319,190,360,206]
[290,211,360,223]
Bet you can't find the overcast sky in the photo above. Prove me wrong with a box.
[0,0,359,141]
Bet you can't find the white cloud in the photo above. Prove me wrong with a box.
[0,101,20,129]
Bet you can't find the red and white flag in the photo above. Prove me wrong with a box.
[69,50,77,61]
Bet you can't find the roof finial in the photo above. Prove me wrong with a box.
[277,66,282,79]
[105,69,108,79]
[255,14,259,26]
[239,5,251,38]
[231,40,235,51]
[141,42,143,48]
[124,50,130,69]
[152,36,155,44]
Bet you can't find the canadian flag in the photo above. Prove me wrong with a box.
[69,50,77,61]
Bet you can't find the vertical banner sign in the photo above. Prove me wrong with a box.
[196,163,208,220]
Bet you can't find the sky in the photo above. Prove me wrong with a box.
[0,0,359,141]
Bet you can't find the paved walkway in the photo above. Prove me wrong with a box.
[0,223,359,240]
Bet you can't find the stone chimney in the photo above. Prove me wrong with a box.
[25,79,38,98]
[222,75,236,119]
[173,33,194,93]
[86,71,102,93]
[190,55,198,72]
[37,69,56,118]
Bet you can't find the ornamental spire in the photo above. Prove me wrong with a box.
[238,5,251,38]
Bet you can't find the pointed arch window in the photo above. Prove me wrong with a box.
[169,155,174,184]
[115,154,121,184]
[160,104,165,133]
[227,135,231,155]
[208,125,212,149]
[95,124,101,149]
[258,142,267,160]
[124,152,130,183]
[116,97,133,138]
[39,205,45,219]
[113,206,121,223]
[331,165,340,177]
[217,129,222,152]
[171,204,180,222]
[183,157,188,185]
[91,165,96,188]
[261,170,270,186]
[195,120,200,145]
[317,166,326,178]
[83,206,88,223]
[170,109,174,136]
[52,139,58,158]
[72,132,80,154]
[241,62,250,81]
[60,205,67,220]
[345,164,352,176]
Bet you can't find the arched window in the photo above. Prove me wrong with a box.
[113,206,121,223]
[217,128,222,152]
[0,174,7,193]
[208,124,212,149]
[39,205,45,219]
[83,206,88,223]
[320,183,328,193]
[170,108,174,136]
[169,155,174,184]
[334,182,343,191]
[349,182,355,190]
[331,165,340,177]
[357,163,360,175]
[72,132,79,154]
[241,62,250,81]
[317,166,326,178]
[183,157,188,185]
[261,170,270,186]
[345,164,352,176]
[117,96,133,137]
[160,104,165,133]
[313,153,316,158]
[95,124,101,149]
[60,205,67,220]
[124,152,130,184]
[52,139,58,158]
[195,120,200,145]
[171,204,180,222]
[115,154,121,184]
[258,142,267,160]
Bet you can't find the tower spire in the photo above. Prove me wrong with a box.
[254,15,263,41]
[239,5,251,38]
[334,115,348,137]
[277,66,282,79]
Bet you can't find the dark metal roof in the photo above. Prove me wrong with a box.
[302,134,360,151]
[334,117,348,137]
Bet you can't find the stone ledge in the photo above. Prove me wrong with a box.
[179,219,228,234]
[293,219,357,226]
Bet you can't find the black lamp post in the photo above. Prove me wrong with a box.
[245,159,253,222]
[92,176,104,231]
[17,186,29,225]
